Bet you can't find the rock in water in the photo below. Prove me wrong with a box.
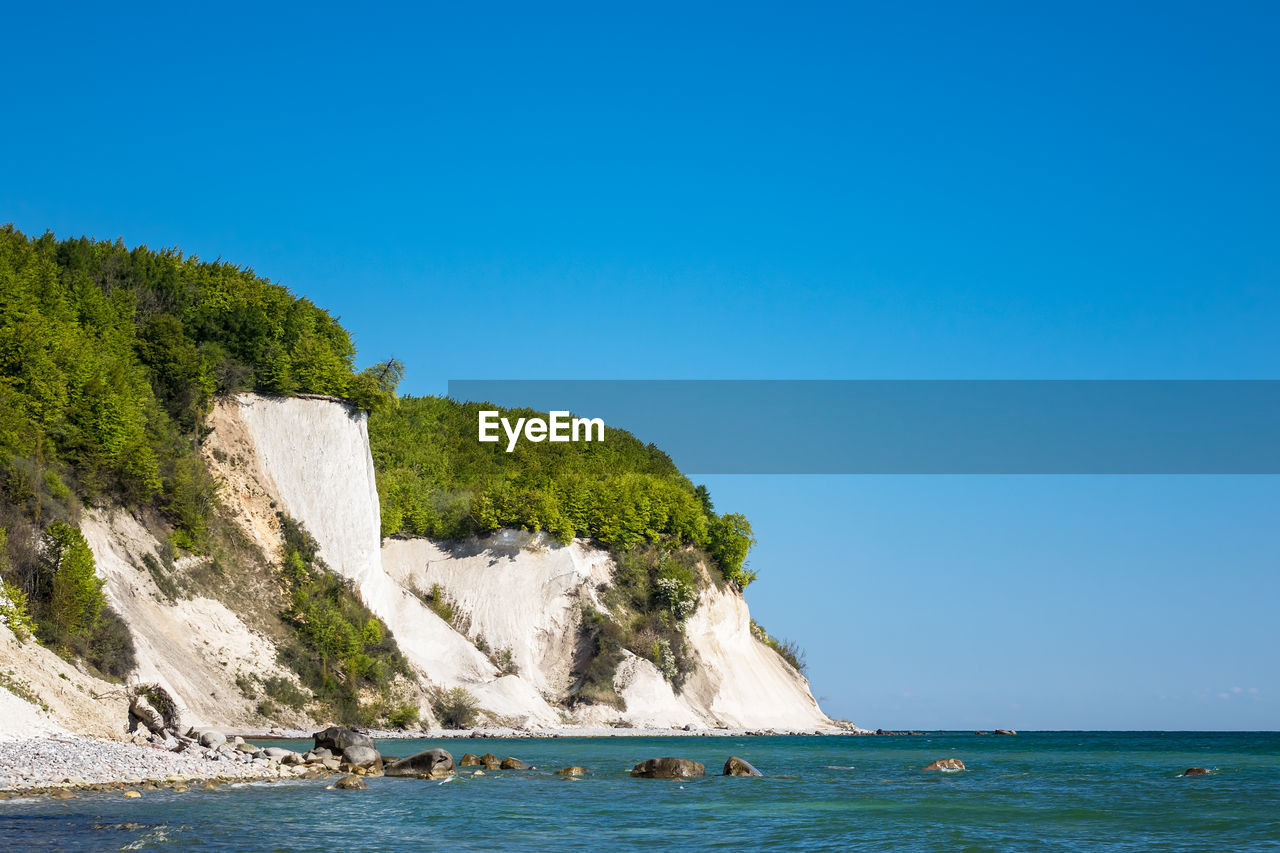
[384,748,455,779]
[313,726,374,754]
[342,745,382,771]
[924,759,966,771]
[478,752,501,770]
[334,775,368,790]
[994,729,1016,736]
[723,757,763,777]
[458,753,482,766]
[630,758,706,779]
[500,757,528,770]
[555,766,588,776]
[1182,767,1212,776]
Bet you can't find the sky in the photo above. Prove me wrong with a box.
[2,1,1277,729]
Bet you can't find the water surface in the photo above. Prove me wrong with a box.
[3,732,1277,851]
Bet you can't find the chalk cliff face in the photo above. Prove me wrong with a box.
[205,392,833,730]
[80,510,302,730]
[6,392,833,734]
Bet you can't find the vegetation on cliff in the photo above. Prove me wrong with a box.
[274,515,408,724]
[369,395,757,588]
[0,226,392,679]
[0,226,391,544]
[0,227,773,714]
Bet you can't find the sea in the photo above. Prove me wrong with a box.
[3,731,1277,851]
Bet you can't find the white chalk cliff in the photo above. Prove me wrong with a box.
[6,392,833,734]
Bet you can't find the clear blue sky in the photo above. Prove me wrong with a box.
[3,2,1276,729]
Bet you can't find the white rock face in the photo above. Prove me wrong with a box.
[383,530,834,731]
[4,392,836,736]
[209,393,833,731]
[235,394,383,587]
[612,652,704,729]
[681,583,832,730]
[80,510,300,730]
[381,531,612,700]
[0,613,126,740]
[222,394,562,727]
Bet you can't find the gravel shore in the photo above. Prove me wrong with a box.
[0,736,302,793]
[225,726,863,740]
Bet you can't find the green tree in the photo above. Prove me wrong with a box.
[42,521,105,639]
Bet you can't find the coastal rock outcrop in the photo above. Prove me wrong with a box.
[384,748,455,779]
[924,759,966,771]
[341,745,382,771]
[723,756,762,777]
[630,757,706,779]
[334,775,368,790]
[314,727,374,754]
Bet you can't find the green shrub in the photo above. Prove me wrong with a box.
[40,521,105,642]
[423,583,455,624]
[751,620,807,675]
[274,514,406,723]
[568,605,626,709]
[261,676,309,710]
[74,606,136,680]
[386,703,420,729]
[0,578,35,641]
[431,686,480,729]
[141,552,182,601]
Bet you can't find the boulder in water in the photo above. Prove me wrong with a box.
[630,757,706,779]
[478,752,501,769]
[458,753,482,766]
[342,745,382,771]
[384,748,455,779]
[924,759,966,771]
[333,775,368,790]
[313,726,374,754]
[500,757,529,770]
[723,756,762,777]
[1182,767,1212,776]
[994,729,1016,736]
[555,766,588,776]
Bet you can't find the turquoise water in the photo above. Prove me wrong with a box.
[3,732,1278,851]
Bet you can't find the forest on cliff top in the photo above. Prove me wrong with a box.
[0,229,759,698]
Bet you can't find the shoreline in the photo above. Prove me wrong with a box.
[226,725,869,740]
[0,735,335,796]
[0,724,886,796]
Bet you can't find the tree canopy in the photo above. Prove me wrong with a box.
[369,396,757,587]
[0,225,377,544]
